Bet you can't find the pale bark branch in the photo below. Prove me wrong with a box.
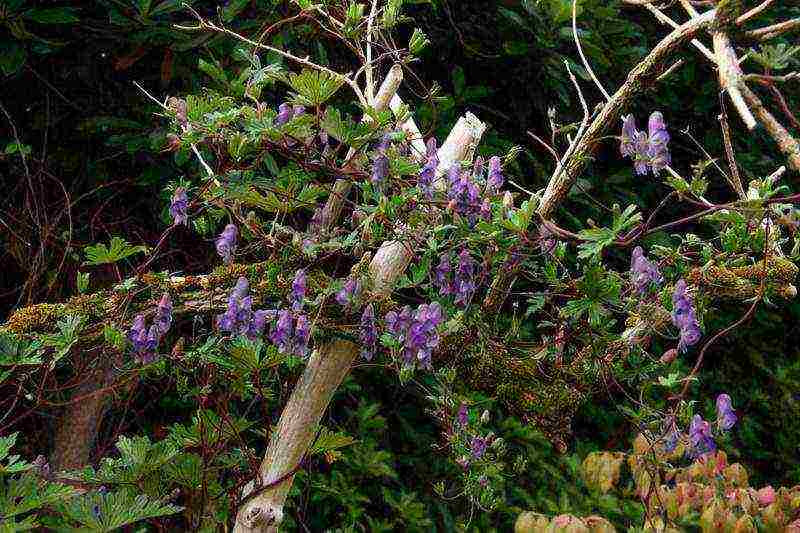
[740,84,800,172]
[536,10,716,219]
[233,111,487,532]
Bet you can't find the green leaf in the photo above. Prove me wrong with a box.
[23,8,80,24]
[55,488,181,531]
[309,427,357,457]
[0,332,42,367]
[284,69,346,107]
[409,28,429,56]
[198,57,228,86]
[4,142,31,156]
[0,41,26,77]
[83,237,148,266]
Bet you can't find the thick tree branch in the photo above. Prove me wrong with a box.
[232,112,487,532]
[536,10,716,219]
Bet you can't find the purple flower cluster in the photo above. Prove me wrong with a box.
[487,156,504,192]
[630,246,663,294]
[662,393,737,459]
[335,277,361,307]
[170,188,188,226]
[270,309,311,357]
[267,270,312,356]
[434,249,478,306]
[216,277,271,340]
[418,138,439,199]
[128,293,173,364]
[620,112,671,176]
[216,224,238,264]
[446,163,485,225]
[456,403,469,426]
[360,304,378,360]
[275,103,306,126]
[470,436,487,459]
[385,302,445,369]
[671,280,701,353]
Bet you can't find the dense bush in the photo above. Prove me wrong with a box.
[1,1,800,531]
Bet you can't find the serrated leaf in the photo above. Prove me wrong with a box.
[83,237,148,266]
[284,69,345,107]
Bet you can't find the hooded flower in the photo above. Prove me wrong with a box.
[291,269,307,311]
[716,393,737,431]
[418,138,439,198]
[620,112,671,176]
[216,224,238,264]
[170,188,188,226]
[672,280,701,353]
[688,414,716,458]
[487,156,504,192]
[630,246,663,294]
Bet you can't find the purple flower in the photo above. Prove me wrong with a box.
[128,314,147,344]
[448,170,483,225]
[216,277,273,340]
[216,224,238,264]
[248,309,274,340]
[470,436,487,459]
[154,293,173,336]
[456,403,469,426]
[620,115,638,158]
[453,249,476,307]
[419,138,439,199]
[336,277,361,307]
[270,309,294,353]
[620,112,671,176]
[292,105,306,117]
[360,304,378,360]
[480,199,491,221]
[275,103,293,126]
[128,299,170,364]
[309,207,324,233]
[434,254,453,296]
[647,111,671,175]
[672,280,701,353]
[293,314,311,357]
[291,270,307,311]
[630,247,663,294]
[716,393,737,431]
[385,306,413,339]
[170,188,188,226]
[387,303,445,370]
[688,414,716,458]
[487,156,504,192]
[371,154,389,185]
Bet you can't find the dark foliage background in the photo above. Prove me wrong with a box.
[1,0,799,529]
